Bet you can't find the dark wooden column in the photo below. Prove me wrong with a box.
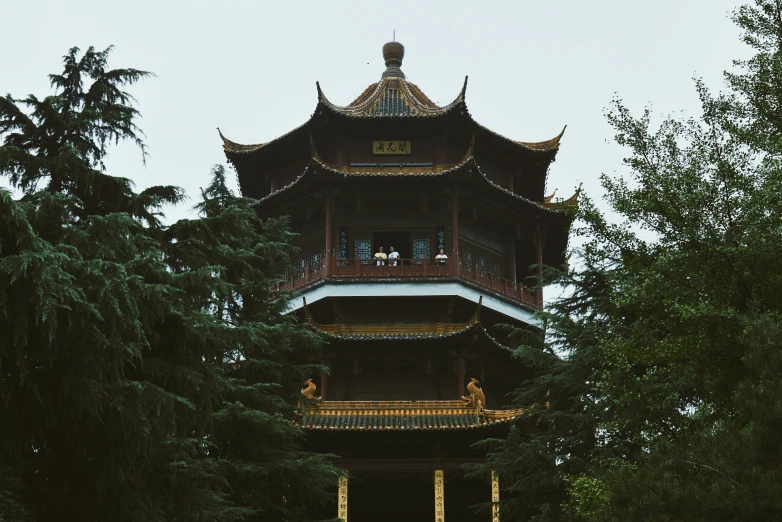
[450,194,459,276]
[319,350,335,401]
[506,232,517,283]
[320,370,329,401]
[535,221,544,303]
[324,196,334,277]
[456,357,465,398]
[336,134,347,166]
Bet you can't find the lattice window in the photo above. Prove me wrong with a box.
[295,257,307,279]
[311,249,325,271]
[491,260,502,277]
[413,238,431,264]
[353,239,372,264]
[463,250,474,269]
[478,255,488,276]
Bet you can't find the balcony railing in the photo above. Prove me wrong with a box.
[280,257,541,308]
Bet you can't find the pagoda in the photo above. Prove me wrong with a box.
[221,41,574,522]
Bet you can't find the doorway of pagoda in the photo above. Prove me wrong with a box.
[373,231,411,261]
[445,475,486,521]
[349,472,434,522]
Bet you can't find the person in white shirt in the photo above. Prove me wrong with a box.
[388,246,400,266]
[373,246,387,266]
[435,248,448,265]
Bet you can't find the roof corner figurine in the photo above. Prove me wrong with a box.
[461,377,486,412]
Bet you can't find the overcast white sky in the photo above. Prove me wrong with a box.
[3,0,748,224]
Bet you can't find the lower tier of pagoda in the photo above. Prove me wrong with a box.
[300,400,525,431]
[282,258,542,310]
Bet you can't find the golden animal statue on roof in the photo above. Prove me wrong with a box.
[461,377,486,412]
[301,379,318,399]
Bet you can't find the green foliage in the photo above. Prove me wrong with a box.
[480,1,782,520]
[0,47,337,521]
[0,467,34,522]
[561,474,611,521]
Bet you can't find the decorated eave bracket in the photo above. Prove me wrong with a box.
[301,296,486,341]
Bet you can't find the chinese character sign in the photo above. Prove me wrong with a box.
[436,226,446,252]
[338,476,348,521]
[434,470,445,522]
[372,141,412,155]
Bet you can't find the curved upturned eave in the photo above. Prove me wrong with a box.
[541,183,581,212]
[310,324,514,354]
[304,297,486,341]
[311,324,479,341]
[471,119,567,154]
[255,153,572,221]
[315,76,468,119]
[468,159,574,218]
[220,119,313,158]
[221,77,566,159]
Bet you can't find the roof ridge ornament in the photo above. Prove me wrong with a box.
[459,76,468,103]
[382,41,405,78]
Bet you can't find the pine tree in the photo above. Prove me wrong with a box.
[1,46,338,521]
[480,1,782,520]
[165,166,341,521]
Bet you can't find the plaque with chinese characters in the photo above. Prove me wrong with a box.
[372,141,411,155]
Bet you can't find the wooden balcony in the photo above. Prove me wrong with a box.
[280,257,541,308]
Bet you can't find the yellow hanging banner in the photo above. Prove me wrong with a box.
[338,475,348,521]
[492,470,500,522]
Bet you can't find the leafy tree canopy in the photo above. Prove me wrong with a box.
[478,2,782,520]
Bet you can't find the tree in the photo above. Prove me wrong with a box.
[480,1,782,520]
[165,166,341,521]
[0,46,338,521]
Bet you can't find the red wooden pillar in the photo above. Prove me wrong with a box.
[324,197,333,278]
[450,194,459,277]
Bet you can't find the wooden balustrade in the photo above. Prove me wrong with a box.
[278,256,541,308]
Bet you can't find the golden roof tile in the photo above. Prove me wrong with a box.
[299,399,525,431]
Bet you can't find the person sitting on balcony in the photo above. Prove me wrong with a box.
[373,246,387,266]
[435,248,448,265]
[388,246,400,266]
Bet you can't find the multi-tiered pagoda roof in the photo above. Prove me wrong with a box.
[220,41,574,519]
[220,41,573,209]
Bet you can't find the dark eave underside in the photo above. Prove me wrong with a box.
[251,155,573,222]
[221,106,564,161]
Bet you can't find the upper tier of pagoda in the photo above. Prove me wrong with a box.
[221,40,563,149]
[220,41,570,204]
